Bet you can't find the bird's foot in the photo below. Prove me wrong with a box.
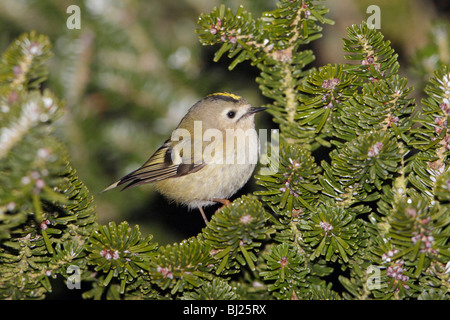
[212,198,231,213]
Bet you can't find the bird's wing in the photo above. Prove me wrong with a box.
[102,139,206,192]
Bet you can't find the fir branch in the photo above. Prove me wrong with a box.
[0,32,96,299]
[260,243,309,299]
[343,21,399,81]
[148,237,214,295]
[0,31,52,91]
[201,195,272,275]
[86,221,157,292]
[182,278,240,300]
[255,142,321,215]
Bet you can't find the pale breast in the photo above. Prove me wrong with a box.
[155,125,259,209]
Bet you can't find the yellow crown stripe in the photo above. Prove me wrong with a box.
[207,92,242,101]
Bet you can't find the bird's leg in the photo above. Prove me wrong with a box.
[198,206,209,225]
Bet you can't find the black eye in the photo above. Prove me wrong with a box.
[227,110,236,119]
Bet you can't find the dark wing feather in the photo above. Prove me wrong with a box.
[103,139,206,192]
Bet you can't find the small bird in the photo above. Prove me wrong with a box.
[102,93,266,224]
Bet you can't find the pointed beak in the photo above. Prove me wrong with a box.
[246,106,267,115]
[239,106,267,122]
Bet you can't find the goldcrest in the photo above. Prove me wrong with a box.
[103,93,266,224]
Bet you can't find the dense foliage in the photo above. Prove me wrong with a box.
[0,0,448,300]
